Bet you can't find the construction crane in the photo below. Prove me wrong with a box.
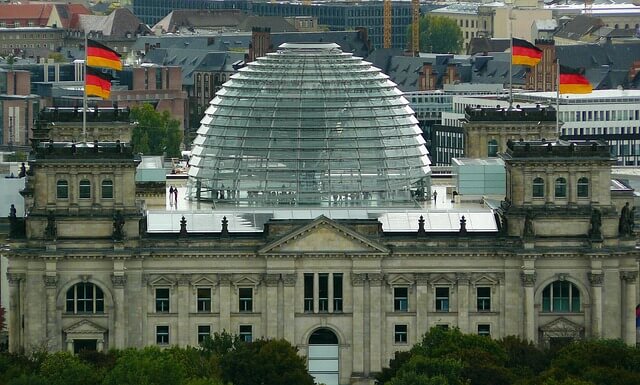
[412,0,419,55]
[383,0,392,48]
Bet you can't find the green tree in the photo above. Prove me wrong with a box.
[219,339,314,385]
[39,351,101,385]
[102,347,187,385]
[130,103,183,157]
[407,16,464,54]
[47,52,66,63]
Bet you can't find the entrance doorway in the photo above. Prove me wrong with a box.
[308,328,339,385]
[73,339,97,354]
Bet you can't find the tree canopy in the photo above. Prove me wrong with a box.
[130,103,183,158]
[407,15,464,54]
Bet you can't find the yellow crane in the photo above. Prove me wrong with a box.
[412,0,419,55]
[383,0,392,48]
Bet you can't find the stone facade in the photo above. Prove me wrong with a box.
[5,138,639,385]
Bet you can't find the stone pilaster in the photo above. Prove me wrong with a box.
[111,274,127,348]
[176,274,191,346]
[588,272,604,338]
[351,273,366,377]
[282,273,296,342]
[520,272,536,342]
[43,275,58,350]
[620,271,637,345]
[415,273,429,338]
[7,274,23,353]
[368,273,383,374]
[456,273,470,333]
[218,274,232,332]
[264,273,280,339]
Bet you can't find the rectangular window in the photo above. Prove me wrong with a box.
[156,325,169,345]
[394,324,408,343]
[435,287,449,312]
[239,325,252,342]
[476,287,491,311]
[239,287,253,312]
[197,288,211,313]
[333,273,343,312]
[318,273,329,312]
[304,273,314,312]
[394,287,408,312]
[101,180,113,199]
[155,288,170,313]
[197,325,211,344]
[478,324,491,336]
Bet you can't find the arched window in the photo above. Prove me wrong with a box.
[487,139,498,157]
[577,177,589,198]
[66,282,104,314]
[555,177,567,198]
[533,177,545,198]
[57,180,69,199]
[79,179,91,199]
[101,180,113,199]
[542,280,580,312]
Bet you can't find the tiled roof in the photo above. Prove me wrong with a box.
[79,8,150,37]
[0,4,52,24]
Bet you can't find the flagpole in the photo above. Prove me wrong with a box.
[83,30,87,143]
[508,7,513,108]
[556,58,560,135]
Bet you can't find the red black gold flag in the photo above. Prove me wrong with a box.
[559,65,592,94]
[85,66,113,99]
[511,38,543,67]
[87,39,122,71]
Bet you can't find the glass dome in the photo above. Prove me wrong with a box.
[188,43,431,207]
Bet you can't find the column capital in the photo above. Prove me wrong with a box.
[7,273,24,286]
[587,272,604,287]
[177,274,192,286]
[282,273,296,287]
[368,273,384,287]
[415,273,429,285]
[456,273,470,285]
[218,273,232,284]
[264,273,281,286]
[111,274,127,288]
[351,273,367,287]
[520,272,537,287]
[620,271,638,283]
[43,275,58,288]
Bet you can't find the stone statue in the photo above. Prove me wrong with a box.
[8,204,17,237]
[589,208,602,239]
[418,215,425,234]
[18,162,26,178]
[45,210,56,240]
[113,211,125,240]
[619,202,633,237]
[523,210,534,238]
[179,216,188,237]
[221,216,229,236]
[459,215,467,234]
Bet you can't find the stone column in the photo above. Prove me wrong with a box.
[415,274,429,338]
[368,273,384,374]
[351,273,366,377]
[218,274,232,333]
[44,275,58,351]
[176,275,191,346]
[521,272,537,342]
[282,274,296,343]
[7,273,23,353]
[111,274,127,348]
[456,273,470,333]
[621,271,638,345]
[264,273,280,339]
[66,338,74,352]
[588,272,604,339]
[313,273,319,313]
[328,273,334,313]
[97,338,104,352]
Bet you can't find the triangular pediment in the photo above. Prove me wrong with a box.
[387,274,414,286]
[430,274,455,286]
[472,275,499,286]
[233,276,260,287]
[64,319,107,335]
[192,276,217,287]
[259,216,389,255]
[540,317,584,337]
[149,276,175,287]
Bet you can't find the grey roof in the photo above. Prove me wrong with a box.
[79,8,150,37]
[533,19,558,31]
[554,15,604,40]
[152,10,296,34]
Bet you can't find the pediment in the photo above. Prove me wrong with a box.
[233,276,260,288]
[387,274,414,286]
[472,275,499,286]
[149,276,175,287]
[64,319,107,335]
[540,317,584,337]
[259,216,389,255]
[192,276,217,287]
[430,274,455,287]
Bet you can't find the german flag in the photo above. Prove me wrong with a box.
[86,66,113,99]
[559,65,592,94]
[512,38,543,67]
[87,39,122,71]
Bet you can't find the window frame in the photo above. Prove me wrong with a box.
[554,177,567,198]
[155,287,170,313]
[487,139,498,157]
[196,287,212,313]
[577,177,589,198]
[65,282,104,314]
[476,286,491,312]
[197,325,211,344]
[393,287,409,312]
[542,280,581,313]
[532,177,545,198]
[435,287,450,312]
[239,324,252,342]
[394,324,408,344]
[56,179,69,199]
[238,287,253,312]
[156,325,169,345]
[101,179,114,199]
[79,179,91,199]
[477,324,491,336]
